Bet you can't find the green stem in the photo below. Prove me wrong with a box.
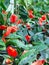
[13,58,16,65]
[14,0,16,14]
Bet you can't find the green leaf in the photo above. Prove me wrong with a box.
[0,39,5,47]
[18,49,37,65]
[0,2,7,10]
[19,0,26,6]
[0,12,4,25]
[0,47,6,50]
[6,39,26,48]
[18,42,47,65]
[6,39,33,50]
[7,33,23,39]
[45,37,49,46]
[0,0,5,3]
[0,39,6,50]
[12,40,25,48]
[47,58,49,63]
[5,0,10,6]
[33,43,47,52]
[19,5,28,20]
[44,62,49,65]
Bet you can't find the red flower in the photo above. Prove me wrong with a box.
[26,23,31,30]
[31,60,45,65]
[3,26,12,37]
[6,46,18,58]
[0,25,7,30]
[41,15,46,21]
[16,19,22,25]
[11,26,18,33]
[10,14,18,23]
[25,35,31,42]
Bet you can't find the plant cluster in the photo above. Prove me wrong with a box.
[0,0,49,65]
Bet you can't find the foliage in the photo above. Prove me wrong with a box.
[0,0,49,65]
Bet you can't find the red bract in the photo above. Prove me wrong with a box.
[38,18,43,26]
[26,23,31,30]
[2,37,6,43]
[29,13,35,19]
[38,21,42,26]
[28,10,33,14]
[46,22,48,24]
[3,27,12,37]
[10,14,18,23]
[41,15,46,21]
[16,19,22,25]
[6,46,18,58]
[3,26,18,37]
[0,25,7,30]
[31,60,45,65]
[28,10,34,19]
[25,35,31,42]
[5,59,12,64]
[39,18,43,22]
[38,15,46,26]
[2,10,7,14]
[11,26,18,33]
